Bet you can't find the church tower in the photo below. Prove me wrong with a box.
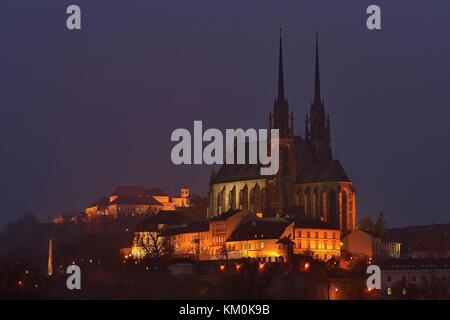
[267,29,296,217]
[271,29,294,139]
[305,34,332,161]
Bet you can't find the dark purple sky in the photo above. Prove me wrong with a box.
[1,1,450,227]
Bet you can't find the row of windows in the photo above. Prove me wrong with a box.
[297,231,337,239]
[386,273,449,283]
[296,240,338,250]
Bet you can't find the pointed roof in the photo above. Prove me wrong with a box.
[226,219,290,241]
[277,28,285,102]
[297,160,350,183]
[314,32,321,104]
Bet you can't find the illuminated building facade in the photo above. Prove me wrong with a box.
[86,186,190,220]
[131,209,339,261]
[342,229,401,259]
[208,34,356,236]
[291,218,341,260]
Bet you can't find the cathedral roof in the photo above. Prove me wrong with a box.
[211,138,350,185]
[212,163,263,184]
[297,160,350,183]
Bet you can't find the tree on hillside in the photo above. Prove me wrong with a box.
[375,212,386,237]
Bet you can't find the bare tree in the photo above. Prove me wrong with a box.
[139,232,172,259]
[218,244,229,260]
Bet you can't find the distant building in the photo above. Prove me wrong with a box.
[342,229,401,259]
[381,258,450,299]
[86,186,191,220]
[411,224,450,258]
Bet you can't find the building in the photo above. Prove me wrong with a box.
[208,33,356,236]
[163,220,210,260]
[209,210,252,258]
[291,218,341,260]
[131,210,190,258]
[172,186,190,208]
[411,224,450,258]
[342,229,401,259]
[381,258,450,298]
[132,208,340,262]
[86,186,190,220]
[225,219,293,261]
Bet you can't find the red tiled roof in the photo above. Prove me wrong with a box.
[110,195,163,206]
[227,220,290,241]
[292,218,339,230]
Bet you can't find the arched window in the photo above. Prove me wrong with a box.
[313,187,321,218]
[296,190,303,207]
[260,187,266,210]
[342,191,348,234]
[229,186,236,210]
[240,185,248,210]
[328,190,338,227]
[304,189,311,216]
[217,192,222,215]
[253,184,261,212]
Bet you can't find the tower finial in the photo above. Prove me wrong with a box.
[277,27,285,102]
[314,32,321,104]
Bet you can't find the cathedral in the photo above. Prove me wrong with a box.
[208,33,356,236]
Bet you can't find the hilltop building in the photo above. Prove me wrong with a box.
[85,186,190,220]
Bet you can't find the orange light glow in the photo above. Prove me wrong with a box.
[259,262,265,271]
[235,264,241,271]
[220,264,225,271]
[304,262,310,271]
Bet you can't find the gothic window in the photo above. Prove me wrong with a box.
[229,186,236,210]
[260,187,265,210]
[253,184,261,212]
[328,190,338,227]
[304,189,311,216]
[342,191,348,234]
[250,188,255,212]
[296,190,303,206]
[240,185,249,210]
[217,192,222,215]
[313,187,321,218]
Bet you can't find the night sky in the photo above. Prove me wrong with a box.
[1,1,450,227]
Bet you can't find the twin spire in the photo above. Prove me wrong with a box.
[275,30,322,104]
[273,30,331,161]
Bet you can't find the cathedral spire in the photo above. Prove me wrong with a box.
[307,33,332,161]
[314,32,321,104]
[271,27,290,139]
[277,28,285,102]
